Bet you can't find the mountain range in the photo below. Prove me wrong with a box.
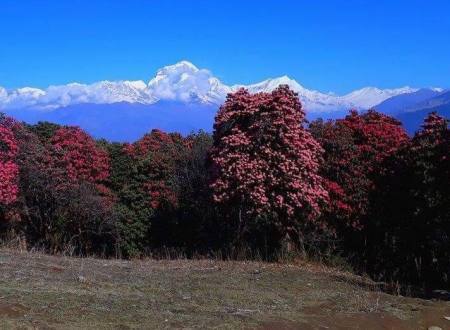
[378,89,450,133]
[0,61,448,141]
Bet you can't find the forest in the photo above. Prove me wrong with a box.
[0,85,449,291]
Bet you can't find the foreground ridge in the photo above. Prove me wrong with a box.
[0,248,449,329]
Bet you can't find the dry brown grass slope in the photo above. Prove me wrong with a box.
[0,249,449,329]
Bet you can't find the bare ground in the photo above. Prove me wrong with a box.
[0,249,449,329]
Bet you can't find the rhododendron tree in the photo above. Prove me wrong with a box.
[124,129,182,157]
[310,110,409,230]
[124,129,183,210]
[309,119,357,229]
[107,129,184,256]
[369,112,450,286]
[210,86,328,248]
[8,123,117,254]
[0,123,19,208]
[341,110,409,164]
[49,127,110,184]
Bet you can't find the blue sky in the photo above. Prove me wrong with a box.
[1,0,449,94]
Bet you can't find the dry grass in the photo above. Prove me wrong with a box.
[0,249,449,329]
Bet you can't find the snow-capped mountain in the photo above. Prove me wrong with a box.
[0,60,425,113]
[147,61,231,104]
[340,87,419,109]
[374,88,445,115]
[0,80,154,110]
[232,76,351,113]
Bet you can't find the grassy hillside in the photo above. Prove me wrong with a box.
[0,249,449,329]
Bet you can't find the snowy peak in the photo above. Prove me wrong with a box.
[87,80,154,104]
[234,75,305,94]
[147,60,231,103]
[2,80,155,110]
[341,86,418,109]
[153,60,200,77]
[237,79,420,111]
[0,60,439,113]
[231,76,348,112]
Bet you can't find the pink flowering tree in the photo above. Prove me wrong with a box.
[0,115,20,225]
[49,127,110,186]
[13,124,116,253]
[366,112,449,286]
[210,86,328,249]
[310,110,410,231]
[124,129,182,210]
[0,124,19,207]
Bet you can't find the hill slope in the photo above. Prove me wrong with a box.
[0,249,449,329]
[387,90,450,134]
[5,101,218,142]
[397,102,450,134]
[406,90,450,112]
[374,88,443,115]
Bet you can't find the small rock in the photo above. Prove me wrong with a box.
[445,316,450,321]
[233,308,258,316]
[77,275,88,284]
[428,326,442,330]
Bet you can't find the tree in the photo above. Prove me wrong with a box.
[168,131,218,252]
[11,123,117,255]
[310,110,409,230]
[0,116,19,222]
[309,119,357,229]
[124,129,182,209]
[309,110,410,272]
[108,129,184,256]
[372,112,449,287]
[210,86,328,252]
[49,126,110,185]
[106,141,152,257]
[28,121,62,143]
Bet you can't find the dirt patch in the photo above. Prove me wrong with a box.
[260,313,409,330]
[260,304,450,330]
[0,302,29,317]
[414,304,450,329]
